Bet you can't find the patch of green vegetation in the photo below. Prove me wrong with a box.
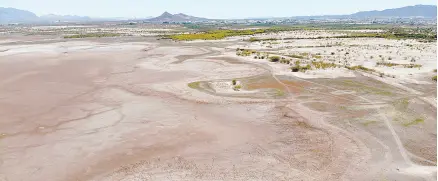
[299,52,309,57]
[403,118,424,127]
[433,75,437,82]
[188,82,201,89]
[312,61,337,69]
[312,54,322,59]
[269,56,281,62]
[232,79,237,85]
[236,49,257,56]
[291,64,311,72]
[274,89,285,97]
[168,28,294,41]
[403,64,422,68]
[286,54,305,59]
[279,57,290,64]
[233,85,242,91]
[324,31,437,42]
[175,25,435,41]
[347,65,379,73]
[376,61,399,67]
[248,37,279,42]
[376,62,422,69]
[64,33,120,39]
[363,120,378,126]
[169,29,265,40]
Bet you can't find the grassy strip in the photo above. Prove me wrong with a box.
[346,65,376,72]
[64,33,120,39]
[363,120,378,126]
[311,61,337,69]
[376,62,422,68]
[403,118,424,127]
[248,37,279,42]
[168,28,292,41]
[281,32,436,42]
[169,29,265,41]
[286,54,305,59]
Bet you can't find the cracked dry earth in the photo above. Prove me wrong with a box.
[0,37,436,181]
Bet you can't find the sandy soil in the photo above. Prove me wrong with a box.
[0,32,436,181]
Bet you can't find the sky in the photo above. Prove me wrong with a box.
[1,0,436,19]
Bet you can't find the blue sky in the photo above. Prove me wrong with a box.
[1,0,436,19]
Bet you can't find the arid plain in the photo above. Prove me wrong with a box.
[0,26,437,181]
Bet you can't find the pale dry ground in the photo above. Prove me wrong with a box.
[0,33,436,181]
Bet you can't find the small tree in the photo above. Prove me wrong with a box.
[232,79,237,85]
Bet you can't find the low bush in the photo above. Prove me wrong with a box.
[269,56,281,62]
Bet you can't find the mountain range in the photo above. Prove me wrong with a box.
[0,4,436,24]
[145,11,207,22]
[350,5,437,18]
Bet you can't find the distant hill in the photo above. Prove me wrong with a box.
[0,7,38,24]
[350,5,437,18]
[0,7,106,24]
[1,5,436,24]
[146,12,208,22]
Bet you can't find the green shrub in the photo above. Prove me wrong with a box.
[269,56,281,62]
[291,66,300,72]
[312,61,336,69]
[233,85,242,91]
[188,82,201,89]
[291,64,311,72]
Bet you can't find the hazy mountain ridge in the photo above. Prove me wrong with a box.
[145,11,208,22]
[350,5,437,18]
[0,7,105,24]
[0,4,436,24]
[0,7,38,23]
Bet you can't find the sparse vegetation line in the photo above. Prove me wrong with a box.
[64,33,121,39]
